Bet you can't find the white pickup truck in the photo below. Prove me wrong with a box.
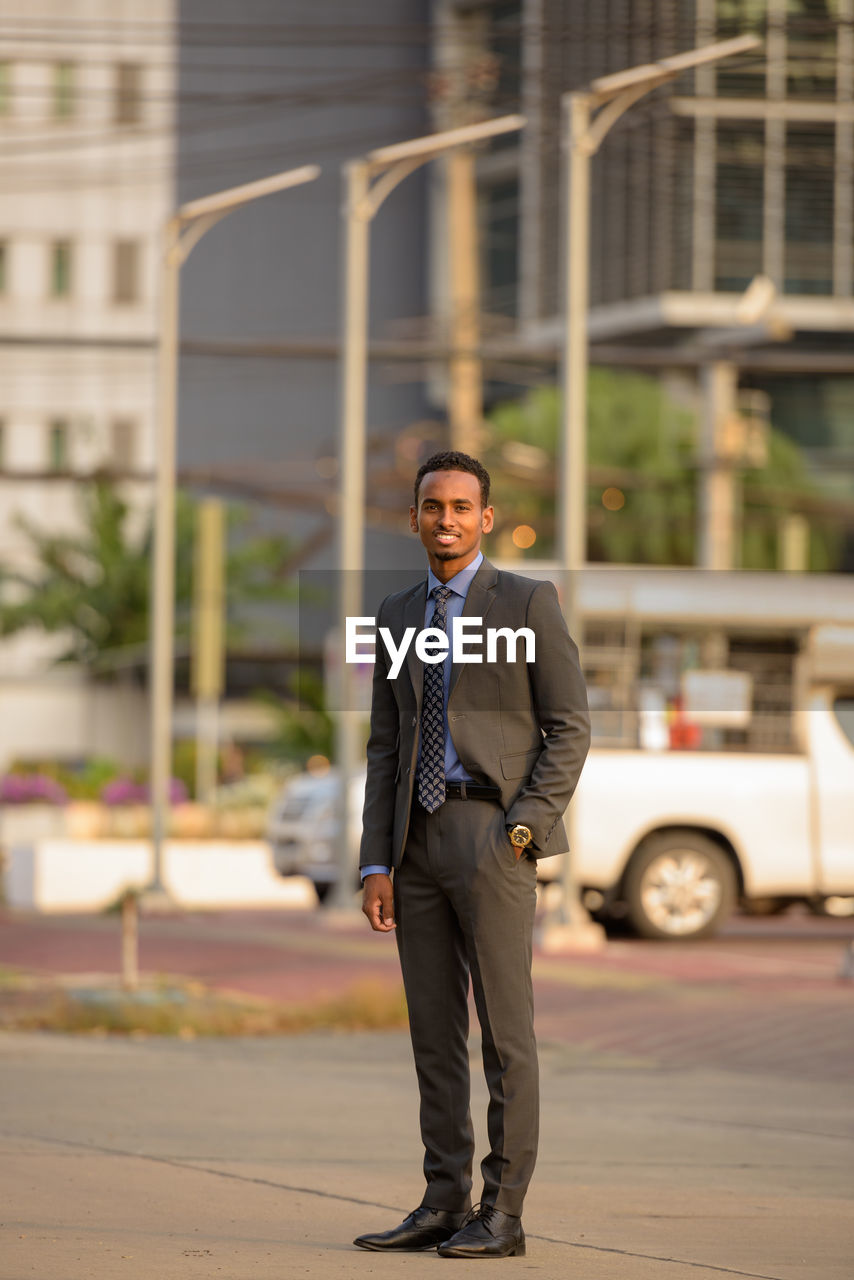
[539,662,854,940]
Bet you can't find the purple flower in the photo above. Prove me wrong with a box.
[100,778,147,806]
[100,777,189,807]
[0,773,68,806]
[168,778,189,805]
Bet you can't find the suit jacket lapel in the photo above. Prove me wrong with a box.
[448,559,498,700]
[403,580,427,715]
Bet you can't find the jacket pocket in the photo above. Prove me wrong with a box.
[500,747,540,779]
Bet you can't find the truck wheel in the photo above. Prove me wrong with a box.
[624,832,736,941]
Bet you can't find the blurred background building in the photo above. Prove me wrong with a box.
[0,0,852,778]
[0,0,175,766]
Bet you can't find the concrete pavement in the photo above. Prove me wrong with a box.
[1,1023,852,1280]
[1,906,853,1278]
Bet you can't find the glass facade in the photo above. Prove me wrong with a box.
[480,177,519,317]
[715,122,765,290]
[784,122,835,294]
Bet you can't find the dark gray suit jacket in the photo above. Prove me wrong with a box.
[359,558,590,870]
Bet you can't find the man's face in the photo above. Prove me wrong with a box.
[410,469,494,577]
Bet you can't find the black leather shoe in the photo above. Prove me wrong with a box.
[437,1204,525,1258]
[354,1205,468,1252]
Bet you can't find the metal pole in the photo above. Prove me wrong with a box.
[698,360,738,571]
[559,92,591,629]
[447,147,483,455]
[193,498,225,804]
[548,91,603,950]
[144,168,320,907]
[121,890,139,991]
[148,221,180,901]
[331,160,371,909]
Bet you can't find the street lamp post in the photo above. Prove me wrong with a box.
[551,34,762,943]
[146,164,320,905]
[331,115,525,910]
[559,34,761,628]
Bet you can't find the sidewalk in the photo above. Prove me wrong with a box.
[1,1027,851,1280]
[1,905,853,1278]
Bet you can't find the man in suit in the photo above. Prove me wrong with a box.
[354,451,590,1259]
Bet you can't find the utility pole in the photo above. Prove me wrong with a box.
[431,6,497,453]
[446,146,483,455]
[697,366,771,571]
[698,361,740,571]
[192,498,225,804]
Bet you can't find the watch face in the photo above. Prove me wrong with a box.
[510,825,532,847]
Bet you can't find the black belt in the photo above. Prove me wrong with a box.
[443,780,501,801]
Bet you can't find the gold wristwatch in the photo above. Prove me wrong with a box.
[508,824,533,850]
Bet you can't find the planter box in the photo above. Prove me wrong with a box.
[4,839,317,913]
[0,805,66,848]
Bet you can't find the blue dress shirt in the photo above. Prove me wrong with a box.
[361,552,483,880]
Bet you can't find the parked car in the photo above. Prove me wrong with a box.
[266,767,366,903]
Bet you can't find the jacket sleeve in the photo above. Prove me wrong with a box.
[504,579,591,849]
[358,597,399,870]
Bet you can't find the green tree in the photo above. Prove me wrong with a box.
[0,481,296,675]
[485,371,838,569]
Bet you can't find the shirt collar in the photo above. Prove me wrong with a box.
[427,550,483,600]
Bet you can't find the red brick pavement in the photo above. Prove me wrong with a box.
[1,906,852,1080]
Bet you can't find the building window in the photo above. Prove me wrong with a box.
[114,63,143,125]
[48,419,69,471]
[785,123,834,294]
[715,122,764,291]
[480,177,519,319]
[50,240,72,297]
[112,240,140,304]
[111,418,136,469]
[53,62,75,120]
[0,62,11,117]
[786,0,839,100]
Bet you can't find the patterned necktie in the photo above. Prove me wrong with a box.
[417,585,452,813]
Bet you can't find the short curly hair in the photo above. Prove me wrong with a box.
[414,451,491,509]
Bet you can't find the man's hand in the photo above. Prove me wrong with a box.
[361,873,396,932]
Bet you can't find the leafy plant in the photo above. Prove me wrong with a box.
[484,373,839,568]
[0,481,297,677]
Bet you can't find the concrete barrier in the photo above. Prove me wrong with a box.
[4,839,315,912]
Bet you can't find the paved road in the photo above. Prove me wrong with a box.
[1,904,852,1081]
